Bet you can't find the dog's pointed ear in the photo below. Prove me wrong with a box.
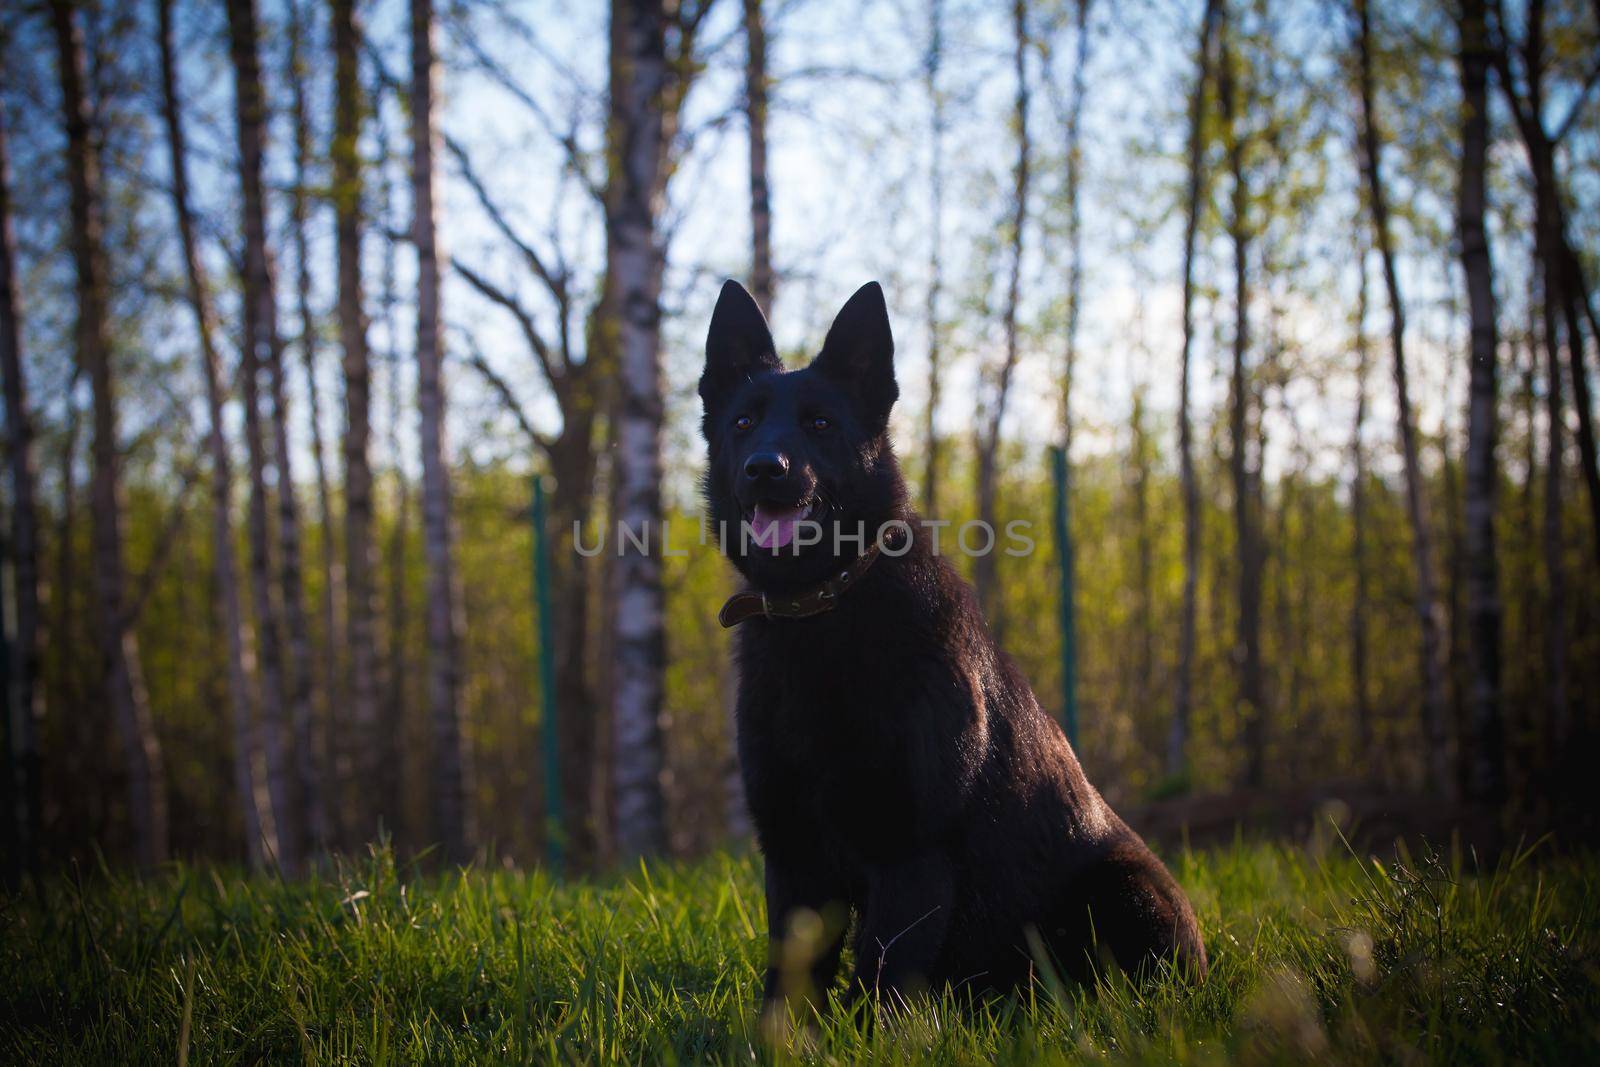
[701,280,781,415]
[812,282,897,434]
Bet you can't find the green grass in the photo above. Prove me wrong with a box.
[2,839,1598,1064]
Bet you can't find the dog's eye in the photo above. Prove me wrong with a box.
[734,414,753,432]
[810,416,831,432]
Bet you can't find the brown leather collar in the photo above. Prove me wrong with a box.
[718,528,902,628]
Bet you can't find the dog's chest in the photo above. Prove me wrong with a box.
[734,620,958,844]
[740,653,901,775]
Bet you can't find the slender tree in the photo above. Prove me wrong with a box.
[743,0,773,319]
[52,0,169,867]
[220,7,288,871]
[1219,5,1266,788]
[973,0,1032,631]
[0,89,42,879]
[1440,357,1467,761]
[51,378,85,822]
[253,2,320,864]
[268,155,320,866]
[1168,0,1221,781]
[1539,257,1568,755]
[922,0,946,518]
[158,0,274,868]
[605,0,715,859]
[412,0,472,862]
[1354,0,1450,793]
[608,0,675,861]
[375,102,409,837]
[1455,0,1505,804]
[382,342,408,807]
[1514,296,1539,735]
[1350,250,1373,761]
[289,0,339,851]
[331,0,383,844]
[227,0,306,873]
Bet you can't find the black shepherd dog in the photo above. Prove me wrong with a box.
[700,280,1206,1009]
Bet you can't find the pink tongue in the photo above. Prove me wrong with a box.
[750,503,807,549]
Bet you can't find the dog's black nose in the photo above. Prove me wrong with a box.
[744,451,790,481]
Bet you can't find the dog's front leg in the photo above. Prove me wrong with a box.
[761,856,848,1014]
[850,850,953,1004]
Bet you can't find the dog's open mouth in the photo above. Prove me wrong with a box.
[745,498,820,550]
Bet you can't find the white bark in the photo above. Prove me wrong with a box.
[332,0,383,846]
[607,0,673,861]
[413,0,472,862]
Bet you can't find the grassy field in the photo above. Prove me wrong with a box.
[2,839,1598,1064]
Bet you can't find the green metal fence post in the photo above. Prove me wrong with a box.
[1051,445,1079,748]
[532,475,563,872]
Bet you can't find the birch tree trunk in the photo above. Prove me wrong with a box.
[52,0,169,868]
[1219,9,1266,789]
[256,15,319,867]
[1168,0,1221,781]
[973,0,1031,633]
[270,226,320,863]
[607,0,673,861]
[412,0,472,863]
[922,0,946,519]
[1355,0,1450,794]
[0,96,43,879]
[226,0,305,875]
[1351,252,1373,761]
[743,0,773,319]
[158,0,274,869]
[332,0,384,846]
[1455,0,1504,805]
[373,110,410,839]
[289,0,338,852]
[227,42,288,871]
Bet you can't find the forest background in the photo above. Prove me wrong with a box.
[0,0,1598,880]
